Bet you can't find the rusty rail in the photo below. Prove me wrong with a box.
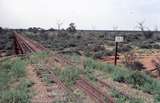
[76,77,114,103]
[14,32,47,54]
[13,31,115,103]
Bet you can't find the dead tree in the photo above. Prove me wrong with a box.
[56,19,65,30]
[137,21,145,32]
[57,22,63,30]
[137,21,153,39]
[152,57,160,76]
[123,51,145,71]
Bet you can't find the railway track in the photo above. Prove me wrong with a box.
[14,32,47,54]
[34,64,74,102]
[76,77,114,103]
[13,32,115,103]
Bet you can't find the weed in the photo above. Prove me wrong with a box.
[29,51,49,64]
[0,58,26,88]
[10,58,26,78]
[59,66,81,86]
[111,90,144,103]
[84,58,160,102]
[0,58,31,103]
[0,79,32,103]
[85,58,116,73]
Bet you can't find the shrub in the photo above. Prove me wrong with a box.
[111,90,144,103]
[144,31,153,39]
[0,58,31,103]
[123,52,145,71]
[0,89,31,103]
[118,45,133,53]
[0,58,26,81]
[0,79,31,103]
[94,50,113,59]
[84,58,115,73]
[139,42,153,49]
[112,70,160,95]
[152,44,160,49]
[112,69,129,83]
[154,95,160,102]
[126,72,150,87]
[111,90,127,103]
[10,58,26,78]
[66,23,76,33]
[84,58,160,100]
[59,67,81,86]
[152,57,160,76]
[30,52,49,64]
[127,61,146,71]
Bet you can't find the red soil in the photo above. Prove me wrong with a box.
[100,53,160,73]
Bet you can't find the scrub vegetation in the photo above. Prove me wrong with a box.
[0,57,32,103]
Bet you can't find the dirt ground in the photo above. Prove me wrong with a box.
[26,65,53,103]
[100,52,160,76]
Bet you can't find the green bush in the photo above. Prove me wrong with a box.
[125,72,158,93]
[0,58,31,103]
[0,60,13,89]
[0,79,31,103]
[0,89,30,103]
[126,72,148,86]
[0,71,10,90]
[29,52,49,64]
[127,61,146,71]
[84,58,115,73]
[139,42,152,49]
[154,95,160,103]
[0,58,26,88]
[111,90,143,103]
[112,69,129,83]
[84,58,160,101]
[83,67,97,82]
[31,51,49,59]
[111,90,128,103]
[94,50,113,58]
[112,70,160,96]
[118,45,133,53]
[10,58,26,78]
[59,67,81,86]
[152,44,160,49]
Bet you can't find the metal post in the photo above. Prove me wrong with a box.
[114,42,118,65]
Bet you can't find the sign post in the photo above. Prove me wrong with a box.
[114,36,124,65]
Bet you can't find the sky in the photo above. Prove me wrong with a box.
[0,0,160,30]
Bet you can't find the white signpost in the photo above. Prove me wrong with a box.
[115,36,124,42]
[114,36,124,65]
